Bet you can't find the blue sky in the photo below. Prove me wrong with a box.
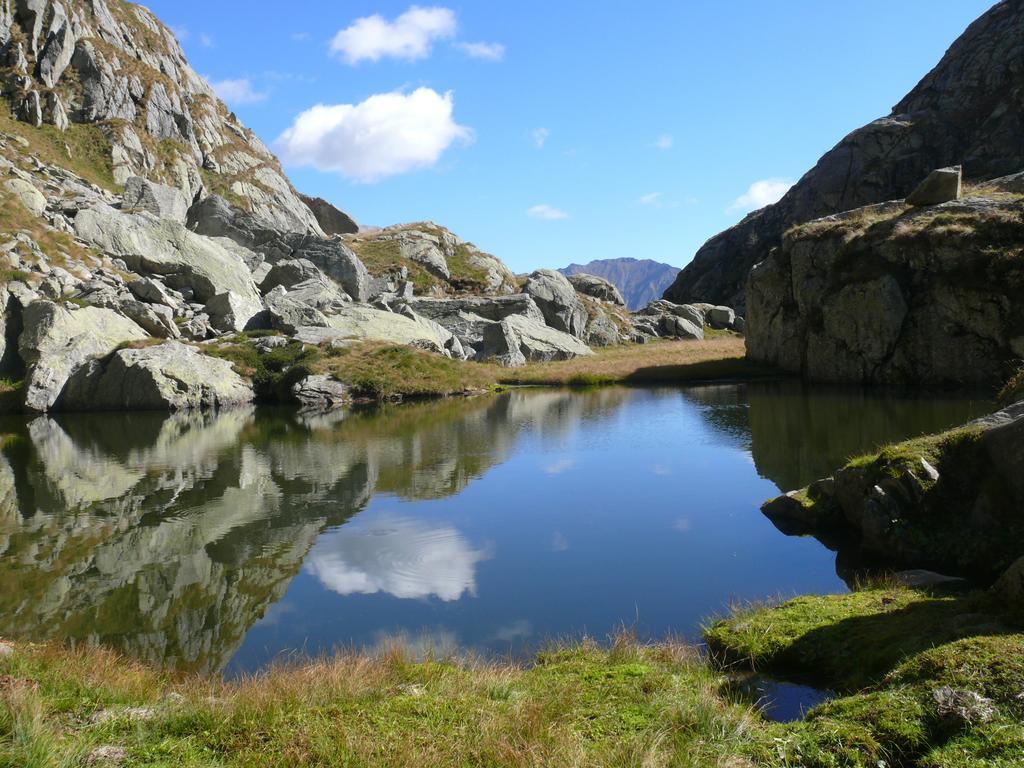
[147,0,993,273]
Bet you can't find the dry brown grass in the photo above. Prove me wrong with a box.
[500,336,767,386]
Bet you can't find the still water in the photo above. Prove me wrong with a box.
[0,383,990,675]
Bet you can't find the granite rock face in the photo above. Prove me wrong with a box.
[18,300,148,412]
[746,193,1024,387]
[665,1,1024,309]
[63,341,254,411]
[0,0,321,233]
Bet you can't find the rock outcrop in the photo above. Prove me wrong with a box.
[19,300,147,411]
[665,1,1024,309]
[762,400,1024,581]
[299,195,359,235]
[0,0,320,233]
[63,341,254,410]
[746,189,1024,387]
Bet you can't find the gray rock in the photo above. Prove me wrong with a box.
[122,177,189,223]
[187,197,369,301]
[633,300,705,340]
[42,90,69,130]
[63,341,254,411]
[299,195,359,235]
[264,287,329,334]
[75,205,264,329]
[5,178,46,216]
[204,291,260,333]
[746,196,1020,387]
[906,166,962,206]
[291,374,349,409]
[292,304,452,354]
[567,273,626,306]
[708,306,736,329]
[19,300,148,412]
[36,2,76,87]
[16,88,42,126]
[524,269,587,337]
[478,314,593,367]
[260,259,324,292]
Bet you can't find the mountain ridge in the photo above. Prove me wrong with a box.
[663,0,1024,310]
[558,257,679,310]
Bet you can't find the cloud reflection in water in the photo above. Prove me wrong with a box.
[306,515,489,601]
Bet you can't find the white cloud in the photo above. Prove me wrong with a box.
[209,77,267,106]
[542,457,575,474]
[531,127,550,148]
[306,515,488,602]
[171,25,189,41]
[728,178,794,213]
[527,204,568,220]
[330,6,457,64]
[654,134,673,150]
[274,88,471,183]
[454,40,505,60]
[291,32,310,42]
[200,33,214,48]
[639,192,662,206]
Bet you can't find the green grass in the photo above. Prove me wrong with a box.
[0,108,116,192]
[0,378,22,413]
[6,586,1024,767]
[321,343,497,399]
[0,636,767,768]
[205,340,321,400]
[999,367,1024,406]
[706,586,1024,768]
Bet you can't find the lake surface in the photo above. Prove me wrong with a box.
[0,383,991,675]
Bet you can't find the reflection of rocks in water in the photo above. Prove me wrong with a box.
[686,381,991,492]
[677,385,752,450]
[0,390,599,673]
[306,515,489,601]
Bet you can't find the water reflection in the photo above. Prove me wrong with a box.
[306,515,490,601]
[0,384,991,674]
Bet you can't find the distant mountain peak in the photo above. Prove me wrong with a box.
[558,258,679,310]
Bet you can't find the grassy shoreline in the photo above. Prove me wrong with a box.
[3,582,1019,767]
[0,336,763,412]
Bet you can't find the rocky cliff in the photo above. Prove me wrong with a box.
[746,181,1024,388]
[664,0,1024,310]
[0,0,320,233]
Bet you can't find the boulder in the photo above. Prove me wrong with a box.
[204,291,261,333]
[260,259,324,292]
[478,314,593,367]
[291,304,452,354]
[906,166,962,206]
[63,341,253,411]
[567,273,626,306]
[290,374,350,409]
[18,300,148,412]
[187,196,371,302]
[633,300,705,340]
[524,269,587,337]
[708,306,736,329]
[298,195,358,235]
[5,178,46,216]
[265,287,329,334]
[74,204,264,330]
[122,176,188,222]
[407,294,546,350]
